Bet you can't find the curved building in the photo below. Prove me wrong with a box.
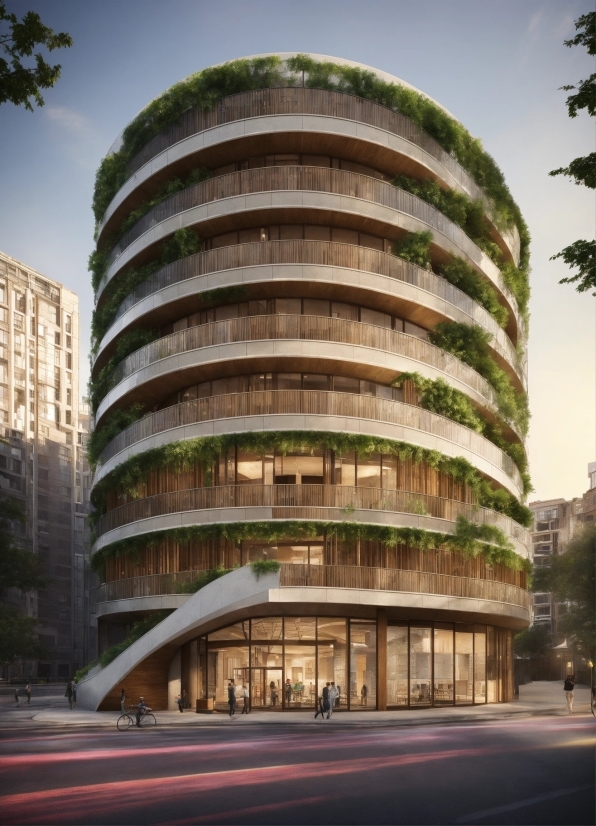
[81,54,531,712]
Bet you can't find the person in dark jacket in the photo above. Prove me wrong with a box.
[564,673,575,713]
[25,683,31,705]
[65,680,73,709]
[227,680,236,716]
[315,682,331,719]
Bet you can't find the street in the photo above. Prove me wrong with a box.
[0,712,593,825]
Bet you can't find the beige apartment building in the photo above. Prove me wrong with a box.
[0,250,93,680]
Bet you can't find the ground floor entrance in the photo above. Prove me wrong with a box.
[179,613,513,712]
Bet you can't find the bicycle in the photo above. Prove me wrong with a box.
[117,708,157,730]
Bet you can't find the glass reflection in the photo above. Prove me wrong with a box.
[433,624,454,705]
[208,645,249,712]
[410,627,431,705]
[455,627,474,704]
[284,645,316,707]
[387,625,408,706]
[350,620,376,709]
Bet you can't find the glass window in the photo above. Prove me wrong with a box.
[275,373,302,390]
[332,375,360,394]
[251,618,283,641]
[331,302,358,321]
[251,665,282,708]
[248,300,268,316]
[211,231,238,249]
[215,304,239,321]
[209,622,250,642]
[381,455,397,490]
[404,320,428,340]
[317,618,347,643]
[303,299,329,317]
[279,225,303,241]
[332,227,359,245]
[275,451,323,485]
[455,625,474,704]
[237,451,262,485]
[284,645,316,707]
[359,233,384,251]
[361,307,392,328]
[410,627,432,705]
[275,298,301,314]
[250,373,272,392]
[335,451,356,486]
[357,454,381,488]
[275,544,309,565]
[238,228,261,244]
[387,625,408,706]
[302,374,329,391]
[474,625,487,704]
[434,624,454,705]
[302,155,330,168]
[350,620,376,709]
[284,617,316,641]
[251,644,283,666]
[207,645,249,712]
[304,225,331,241]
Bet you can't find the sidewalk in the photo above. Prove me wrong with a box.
[1,682,592,729]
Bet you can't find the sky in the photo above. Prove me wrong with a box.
[0,0,593,502]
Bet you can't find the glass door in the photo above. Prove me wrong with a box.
[251,668,283,708]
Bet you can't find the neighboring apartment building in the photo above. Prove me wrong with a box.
[580,461,596,524]
[79,54,531,713]
[529,496,583,636]
[0,250,91,680]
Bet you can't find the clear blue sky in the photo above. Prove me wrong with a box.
[0,0,593,501]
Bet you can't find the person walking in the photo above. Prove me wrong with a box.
[120,689,126,713]
[227,680,236,717]
[25,683,31,705]
[65,680,73,710]
[315,682,331,719]
[182,689,189,709]
[361,683,368,707]
[328,682,338,718]
[285,678,293,707]
[175,693,184,712]
[335,684,341,708]
[269,681,278,707]
[564,673,575,713]
[14,687,19,706]
[71,679,77,709]
[241,683,250,714]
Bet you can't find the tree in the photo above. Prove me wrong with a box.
[0,1,72,110]
[514,624,552,660]
[549,12,596,295]
[532,524,596,661]
[0,495,46,668]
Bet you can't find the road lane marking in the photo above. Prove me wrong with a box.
[455,785,594,823]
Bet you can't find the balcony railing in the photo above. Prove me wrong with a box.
[94,563,529,610]
[103,240,522,374]
[94,483,530,547]
[114,87,519,264]
[96,390,523,491]
[102,166,517,317]
[101,315,516,436]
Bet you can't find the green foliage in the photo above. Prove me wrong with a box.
[111,167,211,243]
[514,624,552,659]
[0,603,46,667]
[532,524,596,659]
[0,1,73,111]
[74,659,99,682]
[550,12,595,298]
[551,239,596,295]
[89,429,531,528]
[89,248,109,295]
[91,516,529,582]
[428,322,530,436]
[91,55,530,275]
[179,566,233,594]
[0,496,46,593]
[89,329,158,414]
[198,285,250,305]
[250,559,281,579]
[98,611,170,670]
[86,404,145,468]
[438,256,508,328]
[392,231,432,268]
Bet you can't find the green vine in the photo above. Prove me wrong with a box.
[90,515,530,582]
[92,56,530,272]
[90,329,159,415]
[87,404,145,468]
[89,430,532,527]
[427,322,530,436]
[392,231,433,268]
[438,256,509,329]
[178,566,233,594]
[393,372,531,495]
[250,559,282,579]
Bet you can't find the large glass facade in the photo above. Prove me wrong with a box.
[179,617,512,711]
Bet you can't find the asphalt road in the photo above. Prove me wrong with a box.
[0,715,593,825]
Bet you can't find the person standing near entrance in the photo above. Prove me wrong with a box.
[285,678,292,706]
[25,683,31,705]
[328,682,338,717]
[361,683,368,706]
[120,689,126,713]
[227,680,236,716]
[564,673,575,713]
[241,683,250,714]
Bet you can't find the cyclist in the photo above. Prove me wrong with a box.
[136,697,152,727]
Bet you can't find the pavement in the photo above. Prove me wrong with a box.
[0,680,592,729]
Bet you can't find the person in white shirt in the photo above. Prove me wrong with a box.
[328,682,338,717]
[241,684,250,714]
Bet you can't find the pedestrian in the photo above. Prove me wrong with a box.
[269,680,278,707]
[71,679,77,709]
[328,682,338,718]
[120,689,126,713]
[564,673,575,714]
[241,683,250,714]
[285,678,293,706]
[175,693,184,712]
[361,684,368,707]
[65,680,73,709]
[227,680,236,717]
[182,689,189,709]
[14,687,19,706]
[336,684,341,708]
[25,683,31,705]
[315,682,331,719]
